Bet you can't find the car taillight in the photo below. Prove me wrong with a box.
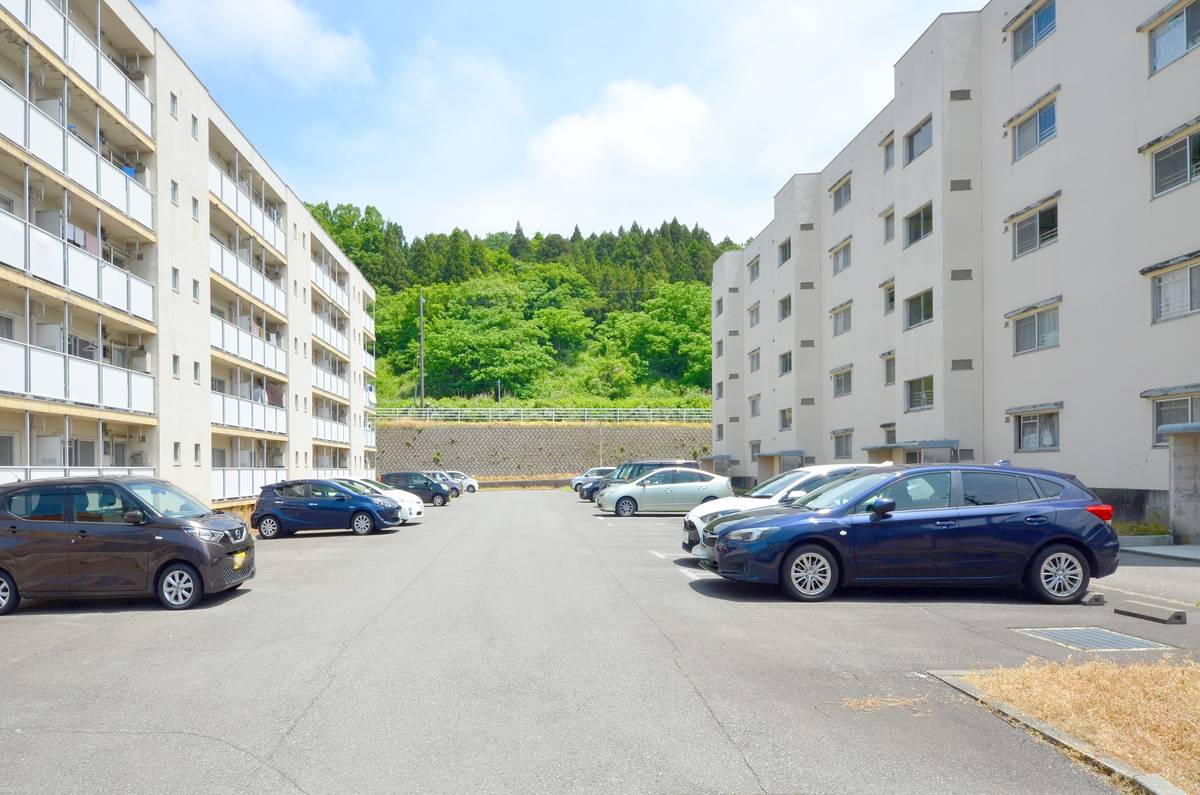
[1085,504,1114,522]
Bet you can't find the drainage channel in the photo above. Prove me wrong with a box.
[1014,626,1173,652]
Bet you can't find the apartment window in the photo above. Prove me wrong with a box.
[748,258,760,282]
[191,278,200,301]
[883,138,895,171]
[883,284,896,314]
[1013,101,1056,160]
[832,243,851,274]
[778,351,793,376]
[171,355,180,378]
[832,178,852,212]
[1016,412,1060,451]
[749,349,761,372]
[883,211,895,243]
[1012,0,1056,62]
[171,268,179,291]
[750,441,761,459]
[884,356,896,385]
[715,423,724,442]
[779,408,793,431]
[749,395,761,417]
[832,304,852,336]
[778,294,792,321]
[193,443,201,466]
[172,442,181,465]
[904,289,934,329]
[1014,307,1060,353]
[715,381,723,400]
[715,339,724,358]
[192,361,200,383]
[1154,396,1199,445]
[169,93,178,118]
[0,315,12,339]
[304,397,308,412]
[885,426,897,445]
[778,238,791,265]
[1152,132,1200,196]
[191,197,200,221]
[715,297,723,317]
[748,303,761,328]
[170,181,179,205]
[1013,204,1059,256]
[833,368,852,398]
[905,118,933,164]
[1153,263,1200,321]
[1150,0,1200,73]
[833,431,853,459]
[906,375,934,411]
[904,203,933,247]
[190,114,199,138]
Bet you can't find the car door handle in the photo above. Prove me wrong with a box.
[308,502,318,506]
[933,521,956,529]
[1024,515,1049,526]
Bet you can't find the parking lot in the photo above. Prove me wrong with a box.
[2,490,1197,794]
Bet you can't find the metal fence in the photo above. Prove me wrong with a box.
[374,407,712,423]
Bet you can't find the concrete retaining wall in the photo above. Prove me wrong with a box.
[1169,431,1200,543]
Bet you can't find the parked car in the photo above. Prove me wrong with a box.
[251,479,401,539]
[381,472,453,506]
[700,465,1119,604]
[444,471,480,494]
[682,464,881,558]
[424,471,463,498]
[335,478,424,523]
[0,477,254,614]
[571,467,615,492]
[596,467,733,517]
[581,459,699,502]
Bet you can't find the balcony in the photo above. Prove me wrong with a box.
[0,82,154,230]
[313,417,351,444]
[313,468,350,480]
[208,238,286,315]
[0,465,154,483]
[0,337,154,414]
[363,349,376,373]
[209,315,287,374]
[312,366,349,399]
[210,391,287,435]
[312,264,348,312]
[365,384,377,407]
[362,426,377,448]
[208,161,286,255]
[211,466,286,502]
[363,312,375,336]
[312,313,349,357]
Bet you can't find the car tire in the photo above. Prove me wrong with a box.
[701,496,717,503]
[0,570,19,616]
[467,485,476,493]
[450,488,461,498]
[615,497,637,517]
[258,515,282,540]
[573,483,582,493]
[157,563,203,610]
[779,545,839,602]
[431,494,447,507]
[351,511,375,536]
[1026,544,1091,604]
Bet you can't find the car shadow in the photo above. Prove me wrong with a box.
[686,578,1031,605]
[14,585,251,616]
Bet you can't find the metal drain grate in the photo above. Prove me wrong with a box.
[1015,627,1173,652]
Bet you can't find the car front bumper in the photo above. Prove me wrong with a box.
[198,544,256,593]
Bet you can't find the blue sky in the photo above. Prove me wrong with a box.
[142,0,975,241]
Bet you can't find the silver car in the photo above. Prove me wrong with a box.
[595,467,733,517]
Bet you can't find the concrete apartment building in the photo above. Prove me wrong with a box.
[711,0,1200,513]
[0,0,379,506]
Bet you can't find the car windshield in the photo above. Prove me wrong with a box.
[790,472,894,512]
[611,464,634,480]
[125,480,212,519]
[747,470,805,498]
[362,478,393,492]
[338,479,376,495]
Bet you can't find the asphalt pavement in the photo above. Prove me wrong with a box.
[2,490,1197,794]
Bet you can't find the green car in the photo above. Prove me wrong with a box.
[595,467,734,517]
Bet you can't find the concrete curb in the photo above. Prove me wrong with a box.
[1118,535,1175,548]
[927,670,1187,795]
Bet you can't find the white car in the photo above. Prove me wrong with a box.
[681,464,880,558]
[445,471,479,493]
[337,478,425,523]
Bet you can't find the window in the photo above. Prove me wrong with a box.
[748,303,760,328]
[170,180,179,205]
[833,179,851,211]
[750,441,761,459]
[882,284,895,315]
[1152,263,1200,321]
[169,92,178,118]
[778,238,791,265]
[1154,396,1199,445]
[832,305,852,336]
[884,426,897,445]
[832,243,851,274]
[779,408,793,431]
[883,211,895,243]
[193,443,201,465]
[715,423,724,442]
[715,381,723,400]
[172,442,181,465]
[778,294,792,321]
[1016,412,1060,450]
[714,297,723,316]
[192,361,200,382]
[1014,307,1060,352]
[833,431,853,459]
[905,118,933,164]
[1152,133,1200,196]
[749,395,761,417]
[1013,204,1058,256]
[1013,101,1056,160]
[192,197,200,220]
[778,351,793,376]
[883,138,895,171]
[884,356,896,385]
[749,349,760,372]
[7,487,66,521]
[906,375,934,411]
[905,290,934,329]
[905,204,933,247]
[1012,0,1056,62]
[715,339,724,358]
[963,472,1040,506]
[191,278,200,301]
[833,369,852,397]
[748,258,760,282]
[1150,0,1200,73]
[860,472,952,512]
[171,355,180,378]
[171,267,179,291]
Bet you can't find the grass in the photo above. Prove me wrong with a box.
[841,693,930,714]
[1111,520,1171,536]
[967,657,1200,793]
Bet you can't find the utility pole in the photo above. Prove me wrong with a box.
[496,379,501,404]
[418,289,426,409]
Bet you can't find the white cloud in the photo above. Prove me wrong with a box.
[142,0,372,88]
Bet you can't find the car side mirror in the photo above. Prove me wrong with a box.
[869,498,896,519]
[785,489,807,501]
[123,509,145,525]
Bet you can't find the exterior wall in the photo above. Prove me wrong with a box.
[1168,432,1200,542]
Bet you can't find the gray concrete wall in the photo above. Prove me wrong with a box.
[1169,432,1200,543]
[377,422,713,477]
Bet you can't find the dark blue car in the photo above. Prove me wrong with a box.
[701,465,1118,604]
[250,479,401,539]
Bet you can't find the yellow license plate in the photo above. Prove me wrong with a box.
[232,551,247,570]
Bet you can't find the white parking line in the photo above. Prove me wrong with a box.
[1097,585,1194,608]
[648,551,670,560]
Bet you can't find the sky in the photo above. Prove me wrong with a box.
[140,0,978,242]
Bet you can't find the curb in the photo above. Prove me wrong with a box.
[927,670,1187,795]
[1118,535,1175,548]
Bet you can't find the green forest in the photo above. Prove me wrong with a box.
[308,203,737,407]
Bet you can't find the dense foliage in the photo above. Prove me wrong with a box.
[308,203,736,405]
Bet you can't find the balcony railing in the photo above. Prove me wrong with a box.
[363,349,376,372]
[0,79,153,230]
[313,468,351,480]
[209,238,286,315]
[312,366,349,399]
[207,161,286,254]
[0,337,154,413]
[365,386,377,407]
[209,391,287,435]
[363,312,375,336]
[312,265,348,312]
[313,417,351,444]
[312,313,349,357]
[362,427,377,448]
[211,466,285,502]
[0,209,155,321]
[0,465,154,484]
[209,315,287,374]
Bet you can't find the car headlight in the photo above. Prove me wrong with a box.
[186,527,226,543]
[700,508,740,523]
[372,497,397,508]
[726,525,778,543]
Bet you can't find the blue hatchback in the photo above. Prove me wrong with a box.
[701,465,1119,603]
[250,479,401,539]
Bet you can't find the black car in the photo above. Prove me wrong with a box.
[0,477,253,614]
[581,459,699,501]
[380,471,453,506]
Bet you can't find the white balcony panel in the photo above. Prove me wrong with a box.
[67,357,99,404]
[29,347,65,400]
[0,210,26,269]
[128,182,152,228]
[222,394,238,424]
[67,246,98,300]
[0,0,24,21]
[98,57,126,113]
[29,0,65,56]
[0,83,24,143]
[67,25,98,86]
[0,339,25,393]
[129,274,153,321]
[130,371,153,412]
[99,158,126,211]
[28,108,63,170]
[68,468,100,478]
[100,263,128,312]
[28,225,63,285]
[66,134,98,193]
[209,315,223,348]
[100,365,129,410]
[210,391,222,418]
[128,89,151,135]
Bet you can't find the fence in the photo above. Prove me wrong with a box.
[374,407,712,423]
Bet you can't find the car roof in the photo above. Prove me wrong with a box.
[628,459,695,465]
[851,464,1079,481]
[0,475,167,492]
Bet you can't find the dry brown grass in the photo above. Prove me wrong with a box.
[841,693,929,714]
[218,504,254,525]
[967,657,1200,793]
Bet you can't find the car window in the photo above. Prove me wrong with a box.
[1032,477,1064,499]
[784,472,842,498]
[7,487,66,521]
[309,483,342,498]
[275,483,307,498]
[338,480,374,495]
[962,472,1042,506]
[72,486,132,523]
[859,472,952,512]
[674,471,711,484]
[642,471,673,486]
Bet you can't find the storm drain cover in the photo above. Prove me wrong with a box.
[1014,627,1172,652]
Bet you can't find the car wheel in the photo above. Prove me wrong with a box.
[431,494,447,507]
[157,563,202,610]
[573,483,582,493]
[0,570,19,616]
[467,485,476,493]
[258,516,282,540]
[701,496,717,503]
[1026,544,1090,604]
[615,497,637,517]
[351,511,376,536]
[450,488,461,498]
[779,545,839,602]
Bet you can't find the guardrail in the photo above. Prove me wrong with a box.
[373,407,713,423]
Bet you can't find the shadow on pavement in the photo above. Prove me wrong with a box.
[687,578,1031,605]
[13,585,251,616]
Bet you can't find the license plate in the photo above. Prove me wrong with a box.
[232,551,247,570]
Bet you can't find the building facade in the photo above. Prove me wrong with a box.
[712,0,1200,508]
[0,0,378,505]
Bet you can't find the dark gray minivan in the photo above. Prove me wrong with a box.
[0,477,254,615]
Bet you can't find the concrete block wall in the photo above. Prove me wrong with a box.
[1169,432,1200,543]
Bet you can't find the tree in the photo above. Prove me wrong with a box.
[508,222,531,258]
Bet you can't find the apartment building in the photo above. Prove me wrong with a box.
[712,0,1200,508]
[0,0,378,506]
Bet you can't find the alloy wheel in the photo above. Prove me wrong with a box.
[353,513,374,534]
[0,578,9,610]
[616,498,636,517]
[1040,552,1083,597]
[790,552,832,596]
[260,517,279,538]
[162,570,195,606]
